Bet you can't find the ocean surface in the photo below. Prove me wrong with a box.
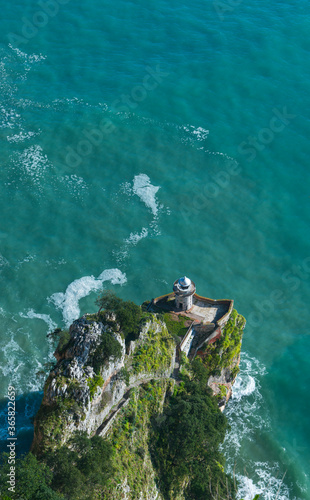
[0,1,309,498]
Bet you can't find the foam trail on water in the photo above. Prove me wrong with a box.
[223,354,298,499]
[8,44,46,64]
[12,145,51,190]
[115,175,163,263]
[133,174,160,216]
[114,227,150,264]
[50,268,127,327]
[231,374,256,401]
[7,130,40,143]
[236,475,262,500]
[223,353,267,455]
[0,254,9,268]
[19,309,57,332]
[182,124,209,142]
[236,466,294,500]
[60,174,88,199]
[125,227,149,245]
[0,332,25,392]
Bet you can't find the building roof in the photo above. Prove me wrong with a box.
[179,276,191,287]
[173,277,196,297]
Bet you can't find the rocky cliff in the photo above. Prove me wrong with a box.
[31,304,245,499]
[32,313,176,455]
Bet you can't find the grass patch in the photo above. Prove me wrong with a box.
[132,320,175,374]
[163,313,190,340]
[199,309,245,377]
[101,380,168,499]
[87,375,104,400]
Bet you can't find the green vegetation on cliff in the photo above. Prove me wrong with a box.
[90,332,123,374]
[198,309,245,377]
[1,434,114,500]
[0,294,247,500]
[162,313,190,340]
[100,379,170,499]
[95,290,142,342]
[97,363,235,500]
[150,360,235,500]
[132,318,175,374]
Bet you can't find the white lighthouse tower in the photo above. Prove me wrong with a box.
[173,276,196,311]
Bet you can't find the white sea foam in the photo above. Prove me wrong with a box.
[223,353,267,453]
[8,44,46,64]
[222,354,298,499]
[125,228,148,245]
[182,124,209,141]
[1,335,25,357]
[0,254,9,268]
[13,145,50,188]
[0,106,21,129]
[114,175,162,263]
[0,55,18,102]
[17,98,51,109]
[236,475,262,500]
[179,124,209,149]
[7,130,39,143]
[177,123,239,162]
[52,97,90,107]
[25,360,48,393]
[49,268,127,327]
[236,465,294,500]
[19,309,57,333]
[114,227,149,264]
[61,174,88,199]
[120,181,132,195]
[0,333,25,392]
[13,362,23,373]
[133,174,160,216]
[232,374,256,401]
[16,253,36,269]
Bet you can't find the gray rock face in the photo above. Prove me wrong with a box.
[207,356,240,410]
[39,315,175,449]
[42,316,126,444]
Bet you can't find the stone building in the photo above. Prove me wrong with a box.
[173,276,196,311]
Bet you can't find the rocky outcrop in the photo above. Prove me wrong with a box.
[32,307,245,455]
[198,309,246,410]
[207,354,241,410]
[32,314,176,455]
[30,296,246,500]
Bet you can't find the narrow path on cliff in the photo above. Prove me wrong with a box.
[95,376,165,437]
[95,349,181,437]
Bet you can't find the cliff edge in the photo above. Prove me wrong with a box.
[31,295,245,499]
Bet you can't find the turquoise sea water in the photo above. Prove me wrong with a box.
[0,0,309,498]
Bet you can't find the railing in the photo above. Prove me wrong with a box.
[194,293,233,308]
[153,293,175,305]
[179,321,195,354]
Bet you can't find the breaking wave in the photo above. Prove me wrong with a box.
[223,353,298,499]
[236,465,295,500]
[49,268,127,327]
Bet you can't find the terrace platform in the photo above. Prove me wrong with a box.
[149,292,234,358]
